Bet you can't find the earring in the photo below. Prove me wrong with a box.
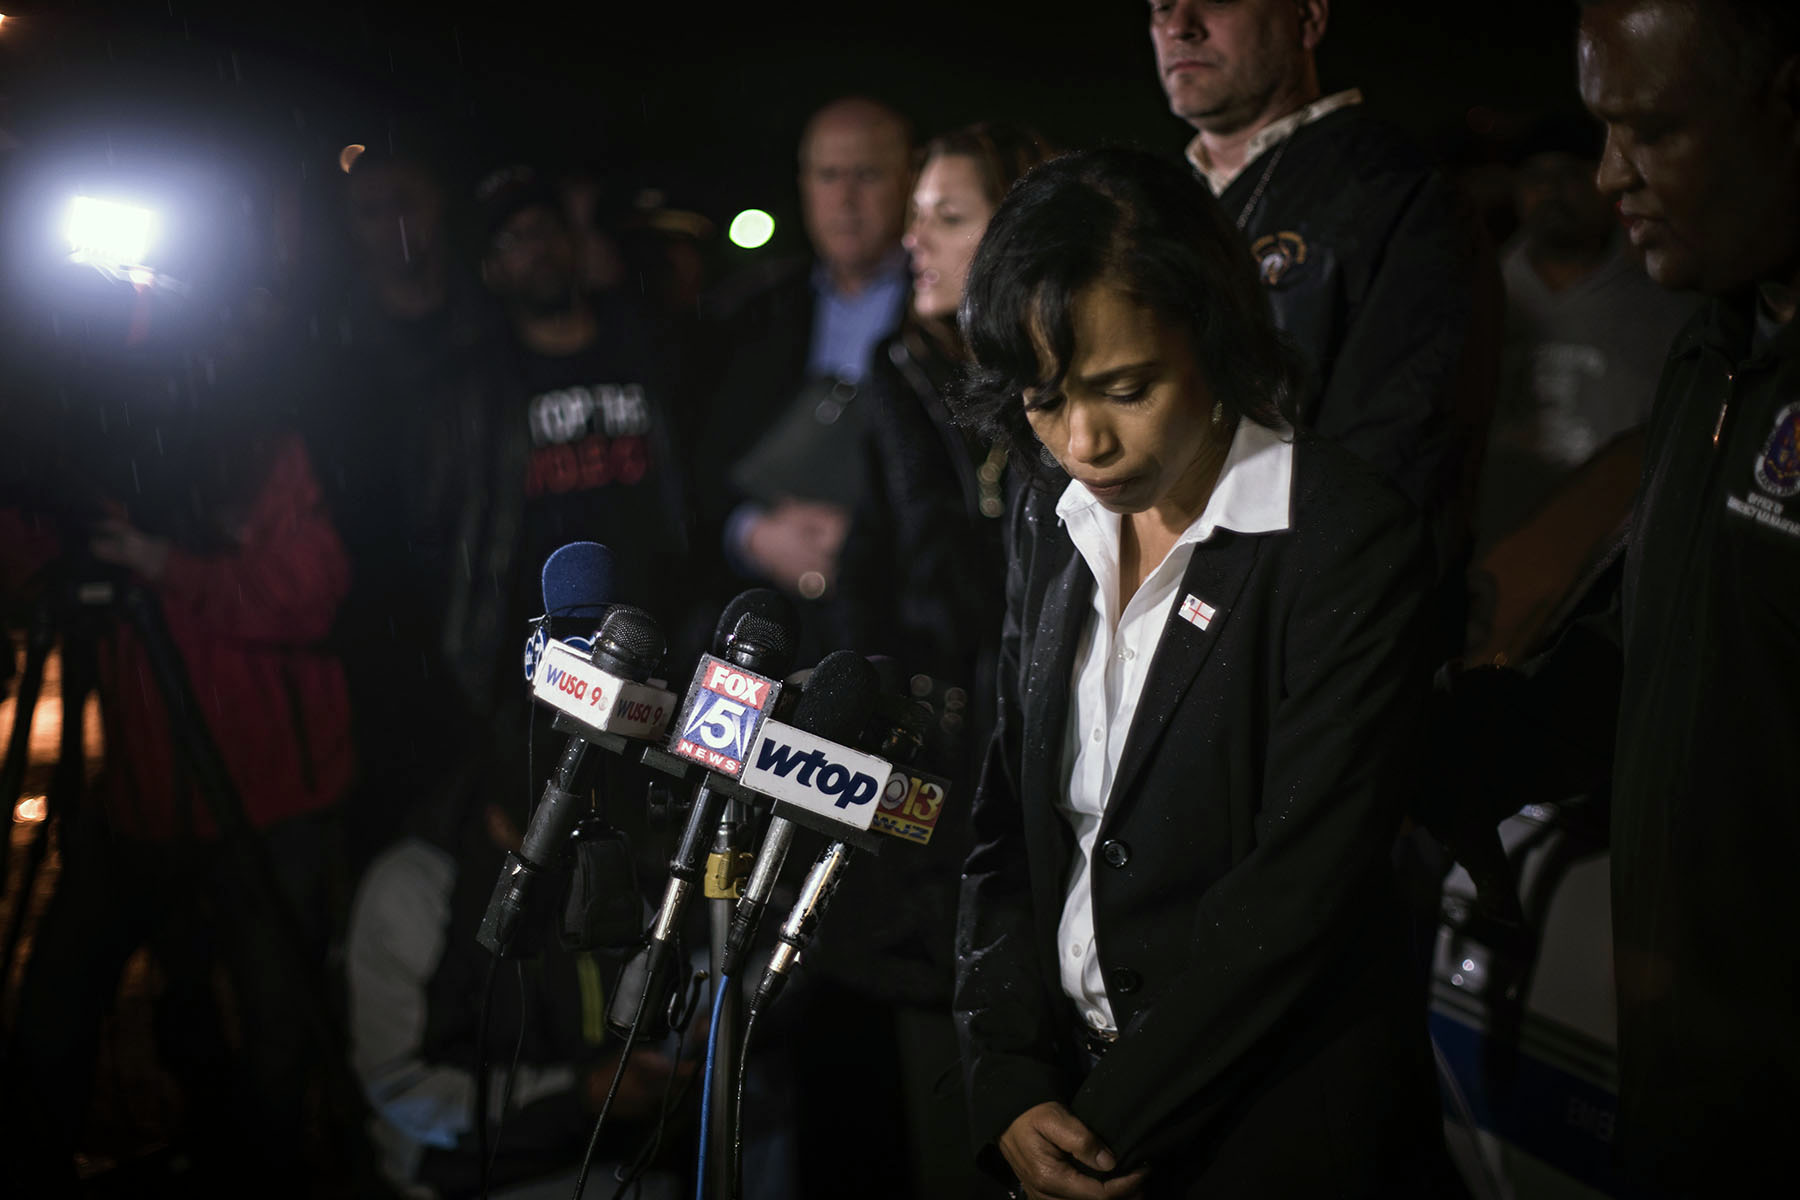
[1211,399,1224,427]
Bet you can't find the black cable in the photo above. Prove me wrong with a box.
[495,616,543,1195]
[729,1006,760,1200]
[475,955,501,1200]
[571,950,656,1198]
[487,960,529,1182]
[609,979,704,1200]
[527,619,543,824]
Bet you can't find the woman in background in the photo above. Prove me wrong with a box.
[802,123,1055,1200]
[839,121,1056,787]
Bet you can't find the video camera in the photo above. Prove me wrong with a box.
[0,125,300,546]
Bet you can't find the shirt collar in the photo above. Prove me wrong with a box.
[1186,88,1363,195]
[1675,290,1800,367]
[810,247,909,303]
[1055,417,1295,545]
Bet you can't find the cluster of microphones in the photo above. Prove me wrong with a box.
[480,539,952,1036]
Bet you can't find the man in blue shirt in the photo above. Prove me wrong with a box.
[694,97,912,638]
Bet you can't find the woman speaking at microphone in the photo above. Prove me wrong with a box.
[952,148,1458,1199]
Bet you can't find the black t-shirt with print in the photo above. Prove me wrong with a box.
[513,297,688,628]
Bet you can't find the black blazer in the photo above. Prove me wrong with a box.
[692,256,818,536]
[954,431,1451,1196]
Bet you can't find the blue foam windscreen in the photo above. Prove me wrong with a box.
[540,541,615,620]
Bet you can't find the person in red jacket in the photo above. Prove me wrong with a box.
[0,422,358,1194]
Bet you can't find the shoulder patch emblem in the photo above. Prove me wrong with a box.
[1753,402,1800,499]
[1249,231,1308,286]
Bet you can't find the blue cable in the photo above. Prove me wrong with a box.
[695,974,730,1200]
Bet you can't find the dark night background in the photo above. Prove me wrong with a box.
[0,2,1634,1194]
[0,0,1585,268]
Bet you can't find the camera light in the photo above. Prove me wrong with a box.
[65,195,156,268]
[728,209,775,250]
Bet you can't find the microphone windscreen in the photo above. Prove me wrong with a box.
[592,605,665,681]
[863,654,910,699]
[712,588,798,656]
[726,612,797,678]
[541,542,615,620]
[793,651,881,744]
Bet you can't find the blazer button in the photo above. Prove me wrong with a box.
[1101,839,1130,868]
[1108,967,1141,995]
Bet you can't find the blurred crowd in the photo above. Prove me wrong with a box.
[1,0,1794,1197]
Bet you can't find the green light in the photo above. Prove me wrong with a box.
[728,208,775,250]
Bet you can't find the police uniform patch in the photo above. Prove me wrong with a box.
[1753,402,1800,499]
[1250,231,1308,286]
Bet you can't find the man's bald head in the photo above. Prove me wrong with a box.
[800,97,913,171]
[798,97,914,291]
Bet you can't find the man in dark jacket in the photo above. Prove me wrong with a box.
[476,164,691,637]
[315,149,527,870]
[1435,0,1800,1189]
[1148,0,1500,990]
[689,100,924,1198]
[692,97,912,659]
[1149,0,1500,592]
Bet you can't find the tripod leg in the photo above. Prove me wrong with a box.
[1,598,56,903]
[116,583,399,1197]
[0,601,59,997]
[0,813,52,1005]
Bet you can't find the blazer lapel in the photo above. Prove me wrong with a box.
[1103,531,1264,826]
[1021,542,1091,816]
[1016,536,1091,943]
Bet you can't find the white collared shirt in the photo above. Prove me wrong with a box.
[1186,89,1364,196]
[1054,418,1294,1033]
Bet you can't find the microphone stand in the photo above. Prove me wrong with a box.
[703,796,753,1200]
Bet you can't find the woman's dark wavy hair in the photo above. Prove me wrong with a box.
[954,146,1303,479]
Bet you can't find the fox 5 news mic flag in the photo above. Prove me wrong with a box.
[606,608,795,1039]
[667,654,780,777]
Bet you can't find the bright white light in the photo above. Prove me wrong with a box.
[65,195,156,267]
[728,208,775,250]
[15,795,47,824]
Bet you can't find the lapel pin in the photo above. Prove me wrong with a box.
[1178,593,1216,631]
